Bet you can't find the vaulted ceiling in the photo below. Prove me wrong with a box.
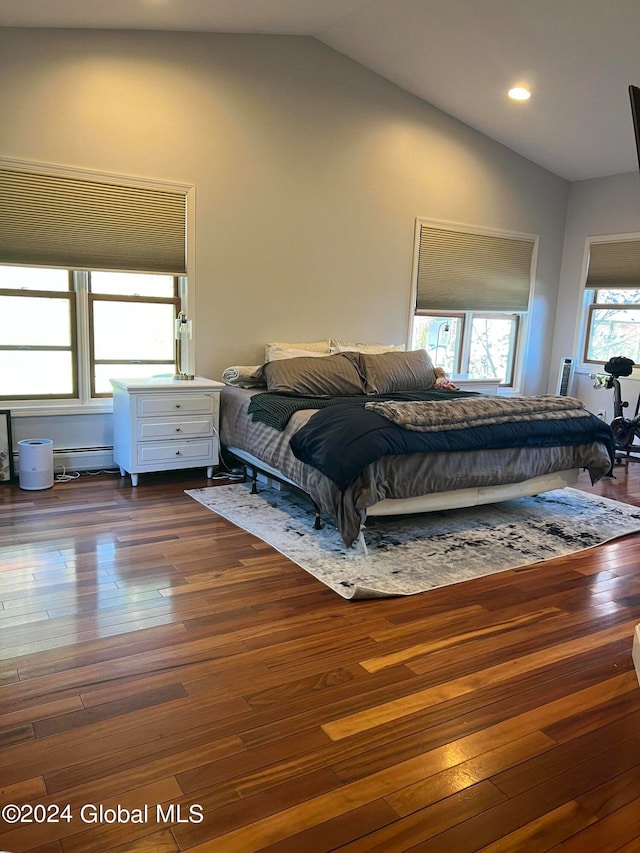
[2,0,639,181]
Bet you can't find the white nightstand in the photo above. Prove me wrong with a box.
[110,377,224,486]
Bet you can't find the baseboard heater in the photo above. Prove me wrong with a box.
[52,446,115,472]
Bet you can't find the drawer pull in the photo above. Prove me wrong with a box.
[176,427,182,432]
[175,450,182,456]
[175,403,181,408]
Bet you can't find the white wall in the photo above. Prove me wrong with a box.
[0,28,569,455]
[550,171,640,419]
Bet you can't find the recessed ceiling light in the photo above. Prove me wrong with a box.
[508,87,531,101]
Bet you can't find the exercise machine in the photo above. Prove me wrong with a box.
[597,356,640,460]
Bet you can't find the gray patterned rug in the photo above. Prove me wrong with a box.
[185,484,640,600]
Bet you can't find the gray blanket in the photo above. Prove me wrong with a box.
[365,394,588,432]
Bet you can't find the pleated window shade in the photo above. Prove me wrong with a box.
[0,168,187,274]
[585,239,640,289]
[415,224,535,313]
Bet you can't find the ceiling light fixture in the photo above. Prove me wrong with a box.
[508,86,531,101]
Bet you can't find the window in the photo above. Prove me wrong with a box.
[0,266,76,398]
[410,220,536,386]
[0,159,190,403]
[582,237,640,367]
[411,312,519,383]
[0,266,180,399]
[584,289,640,365]
[89,272,179,395]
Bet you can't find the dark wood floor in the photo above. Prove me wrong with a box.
[1,463,639,852]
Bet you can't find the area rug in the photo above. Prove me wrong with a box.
[185,484,640,600]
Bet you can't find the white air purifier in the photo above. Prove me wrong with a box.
[18,439,54,490]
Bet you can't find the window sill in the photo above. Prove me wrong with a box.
[452,376,501,383]
[577,366,640,381]
[454,377,503,395]
[7,401,114,417]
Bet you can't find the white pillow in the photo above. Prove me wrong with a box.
[264,339,332,362]
[334,340,406,354]
[265,340,332,361]
[266,346,334,362]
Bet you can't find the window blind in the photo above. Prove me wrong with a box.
[0,168,187,274]
[585,239,640,289]
[415,224,535,313]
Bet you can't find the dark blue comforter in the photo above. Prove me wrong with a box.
[289,403,615,490]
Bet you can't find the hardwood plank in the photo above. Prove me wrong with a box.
[45,733,244,796]
[22,844,63,853]
[0,667,19,685]
[33,684,188,739]
[576,763,640,821]
[108,828,179,853]
[541,687,640,743]
[0,616,182,661]
[258,800,399,853]
[171,767,343,849]
[473,800,597,851]
[0,723,36,748]
[176,727,332,795]
[0,696,84,730]
[491,709,640,798]
[360,606,563,672]
[538,797,640,852]
[330,785,504,853]
[387,731,556,818]
[14,623,189,682]
[0,776,47,805]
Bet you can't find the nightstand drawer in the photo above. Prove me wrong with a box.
[137,439,215,465]
[136,394,214,417]
[137,416,214,441]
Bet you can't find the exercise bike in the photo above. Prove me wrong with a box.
[597,356,640,456]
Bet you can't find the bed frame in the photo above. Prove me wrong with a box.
[226,444,579,529]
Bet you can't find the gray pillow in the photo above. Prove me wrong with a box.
[261,353,367,395]
[359,349,436,394]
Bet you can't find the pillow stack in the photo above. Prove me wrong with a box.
[222,339,431,394]
[261,348,435,396]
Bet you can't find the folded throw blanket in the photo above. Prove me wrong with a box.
[248,388,480,431]
[222,365,265,388]
[365,395,589,432]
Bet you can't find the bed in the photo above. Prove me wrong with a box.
[219,347,614,549]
